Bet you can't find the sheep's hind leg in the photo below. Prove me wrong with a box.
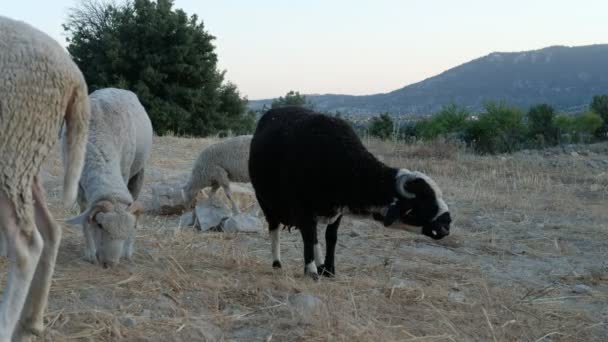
[0,191,43,342]
[300,223,319,280]
[318,215,342,277]
[269,220,281,269]
[13,177,62,341]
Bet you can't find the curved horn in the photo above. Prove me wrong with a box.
[127,201,145,217]
[396,170,416,199]
[88,200,114,223]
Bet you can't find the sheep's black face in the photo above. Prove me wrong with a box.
[380,173,451,240]
[421,212,451,239]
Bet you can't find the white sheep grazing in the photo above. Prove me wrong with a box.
[0,16,90,341]
[183,135,252,213]
[65,88,153,268]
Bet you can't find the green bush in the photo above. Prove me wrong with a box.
[416,104,470,140]
[466,102,527,154]
[271,90,313,109]
[554,111,603,143]
[527,104,558,146]
[369,113,394,140]
[590,94,608,137]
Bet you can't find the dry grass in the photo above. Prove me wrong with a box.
[1,136,607,341]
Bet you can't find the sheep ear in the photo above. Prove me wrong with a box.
[65,212,89,226]
[383,203,401,227]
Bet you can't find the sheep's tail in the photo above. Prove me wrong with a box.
[62,81,90,207]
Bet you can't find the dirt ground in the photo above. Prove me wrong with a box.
[2,136,607,341]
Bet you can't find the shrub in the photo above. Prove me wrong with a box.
[527,104,558,146]
[466,102,527,154]
[416,104,470,140]
[369,113,394,140]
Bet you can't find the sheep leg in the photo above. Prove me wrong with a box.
[127,168,145,200]
[0,192,43,342]
[123,230,135,261]
[269,220,282,268]
[82,222,97,264]
[319,215,342,277]
[13,177,62,340]
[300,224,319,280]
[222,184,240,215]
[313,234,324,267]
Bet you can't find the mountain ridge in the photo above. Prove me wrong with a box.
[249,44,608,115]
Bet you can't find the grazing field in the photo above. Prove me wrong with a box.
[2,136,607,341]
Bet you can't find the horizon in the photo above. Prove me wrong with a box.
[3,0,608,100]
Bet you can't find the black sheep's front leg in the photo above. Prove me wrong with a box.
[300,223,319,280]
[319,215,342,277]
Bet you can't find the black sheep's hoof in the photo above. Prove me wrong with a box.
[304,269,320,281]
[318,264,335,277]
[272,260,282,269]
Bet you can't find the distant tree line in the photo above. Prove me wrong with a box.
[361,95,608,154]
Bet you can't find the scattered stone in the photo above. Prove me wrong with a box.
[120,315,137,327]
[140,309,151,318]
[579,150,590,156]
[388,278,418,289]
[511,243,529,255]
[573,284,592,294]
[448,290,466,303]
[288,293,324,320]
[222,213,264,233]
[194,202,231,231]
[586,160,599,169]
[570,151,579,157]
[180,211,194,227]
[500,156,508,162]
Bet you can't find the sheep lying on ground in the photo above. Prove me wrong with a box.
[65,88,152,268]
[182,135,252,214]
[0,15,90,341]
[249,107,452,280]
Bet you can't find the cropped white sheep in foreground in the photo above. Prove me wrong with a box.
[65,88,152,268]
[0,15,90,341]
[182,135,252,213]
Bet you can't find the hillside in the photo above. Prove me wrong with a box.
[250,44,608,115]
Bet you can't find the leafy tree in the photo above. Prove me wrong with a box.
[590,94,608,137]
[369,113,394,140]
[63,0,252,136]
[271,90,312,109]
[416,104,470,140]
[466,102,527,154]
[555,111,603,143]
[526,104,558,146]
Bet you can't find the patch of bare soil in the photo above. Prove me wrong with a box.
[3,136,607,341]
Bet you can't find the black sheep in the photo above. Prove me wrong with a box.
[249,106,451,279]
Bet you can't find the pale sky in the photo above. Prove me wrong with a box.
[3,0,608,99]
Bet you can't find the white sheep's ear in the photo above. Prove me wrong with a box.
[65,212,89,226]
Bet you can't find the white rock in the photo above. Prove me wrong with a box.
[289,293,324,320]
[448,291,466,303]
[573,284,592,294]
[222,213,264,233]
[194,202,231,231]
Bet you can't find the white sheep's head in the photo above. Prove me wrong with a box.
[67,200,144,268]
[376,169,452,240]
